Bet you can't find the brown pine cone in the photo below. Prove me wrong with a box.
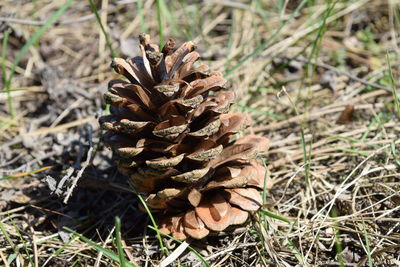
[100,34,273,239]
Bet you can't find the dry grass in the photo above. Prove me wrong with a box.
[1,0,400,266]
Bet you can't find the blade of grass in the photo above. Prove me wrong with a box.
[298,1,337,184]
[259,209,291,224]
[0,221,17,254]
[390,140,400,167]
[305,0,337,78]
[0,219,26,266]
[328,145,369,157]
[42,234,80,267]
[280,86,312,184]
[361,221,373,267]
[88,0,117,115]
[134,191,168,255]
[0,166,53,181]
[4,0,74,119]
[156,0,165,47]
[331,209,344,267]
[9,216,34,266]
[159,0,179,36]
[261,160,268,205]
[88,0,117,58]
[386,52,400,117]
[137,0,147,33]
[114,217,130,267]
[237,104,287,120]
[0,88,28,93]
[225,13,235,58]
[2,29,12,117]
[63,226,136,267]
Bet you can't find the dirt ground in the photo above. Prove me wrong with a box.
[0,0,400,266]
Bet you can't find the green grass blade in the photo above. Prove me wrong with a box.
[237,104,288,120]
[391,140,400,167]
[2,28,12,117]
[63,226,135,267]
[386,52,400,117]
[304,0,337,79]
[88,0,117,58]
[114,217,130,267]
[4,0,74,119]
[156,0,165,47]
[0,220,16,253]
[361,221,373,267]
[261,160,268,204]
[328,145,369,157]
[9,216,34,266]
[0,88,28,93]
[42,234,80,266]
[134,191,168,255]
[259,209,291,224]
[137,0,147,33]
[331,209,344,267]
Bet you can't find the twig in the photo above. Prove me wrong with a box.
[63,127,94,203]
[22,116,96,137]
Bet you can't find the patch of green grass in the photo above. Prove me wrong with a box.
[331,48,346,70]
[356,27,380,54]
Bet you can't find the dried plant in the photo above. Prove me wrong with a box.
[99,34,273,239]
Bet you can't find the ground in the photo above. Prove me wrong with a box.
[0,0,400,266]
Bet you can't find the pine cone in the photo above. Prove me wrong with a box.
[100,34,272,240]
